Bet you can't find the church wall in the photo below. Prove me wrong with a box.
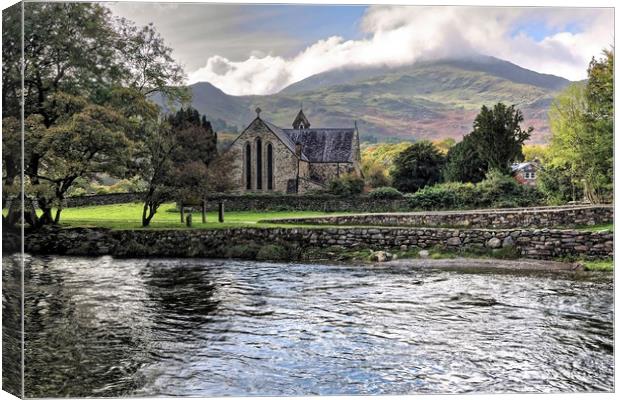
[307,162,356,183]
[226,118,300,193]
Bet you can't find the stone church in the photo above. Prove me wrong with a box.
[225,108,361,193]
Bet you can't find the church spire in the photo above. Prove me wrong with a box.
[292,108,310,129]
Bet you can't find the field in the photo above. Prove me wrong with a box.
[51,202,330,230]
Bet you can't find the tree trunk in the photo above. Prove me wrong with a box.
[54,208,62,224]
[142,202,158,227]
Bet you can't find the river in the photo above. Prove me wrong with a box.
[2,255,614,396]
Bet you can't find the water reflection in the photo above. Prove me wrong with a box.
[12,256,614,396]
[2,254,23,397]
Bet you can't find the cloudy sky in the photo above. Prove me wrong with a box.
[107,2,614,95]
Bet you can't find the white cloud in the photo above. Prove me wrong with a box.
[188,6,613,95]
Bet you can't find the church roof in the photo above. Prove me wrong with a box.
[262,120,309,161]
[283,128,356,163]
[261,120,355,163]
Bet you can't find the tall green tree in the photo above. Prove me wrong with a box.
[138,107,218,227]
[391,141,445,193]
[547,49,613,203]
[469,103,532,174]
[443,134,487,183]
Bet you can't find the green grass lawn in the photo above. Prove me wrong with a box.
[582,259,614,272]
[578,223,614,233]
[52,202,331,230]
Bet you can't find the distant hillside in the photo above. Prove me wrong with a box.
[154,56,571,144]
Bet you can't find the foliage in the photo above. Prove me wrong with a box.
[469,103,532,174]
[442,135,487,183]
[547,49,613,203]
[391,141,445,193]
[1,2,186,227]
[327,173,365,196]
[167,107,218,166]
[206,148,239,193]
[363,162,392,188]
[136,121,179,227]
[432,138,456,154]
[407,170,543,210]
[536,163,582,205]
[361,142,412,172]
[522,144,549,163]
[368,187,404,199]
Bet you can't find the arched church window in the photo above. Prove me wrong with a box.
[267,143,274,190]
[245,142,252,190]
[256,138,263,190]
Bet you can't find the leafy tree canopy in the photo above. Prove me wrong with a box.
[469,103,532,174]
[443,134,487,184]
[391,141,445,193]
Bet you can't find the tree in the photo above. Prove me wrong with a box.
[432,138,456,154]
[206,149,239,193]
[547,47,613,204]
[443,134,487,183]
[32,97,133,224]
[391,141,445,193]
[167,107,218,167]
[138,107,219,227]
[2,2,187,226]
[469,103,532,174]
[522,144,549,163]
[537,163,581,205]
[137,121,178,227]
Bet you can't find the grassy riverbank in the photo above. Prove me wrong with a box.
[582,260,614,271]
[48,202,332,229]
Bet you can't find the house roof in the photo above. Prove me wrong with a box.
[511,161,538,172]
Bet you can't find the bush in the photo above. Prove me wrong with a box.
[327,173,364,196]
[407,171,544,210]
[407,182,476,210]
[368,187,404,199]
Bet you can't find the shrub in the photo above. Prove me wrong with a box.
[368,187,404,199]
[406,171,544,210]
[327,173,364,196]
[407,182,476,210]
[363,162,392,188]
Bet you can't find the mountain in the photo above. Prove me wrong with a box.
[155,56,572,143]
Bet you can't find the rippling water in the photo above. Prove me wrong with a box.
[3,255,614,396]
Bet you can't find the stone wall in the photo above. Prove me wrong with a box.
[262,205,614,229]
[65,192,144,207]
[202,194,409,212]
[19,225,613,260]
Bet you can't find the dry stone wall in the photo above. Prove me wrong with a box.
[263,205,613,229]
[65,192,143,207]
[18,225,613,260]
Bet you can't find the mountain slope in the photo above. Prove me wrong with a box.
[156,56,571,143]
